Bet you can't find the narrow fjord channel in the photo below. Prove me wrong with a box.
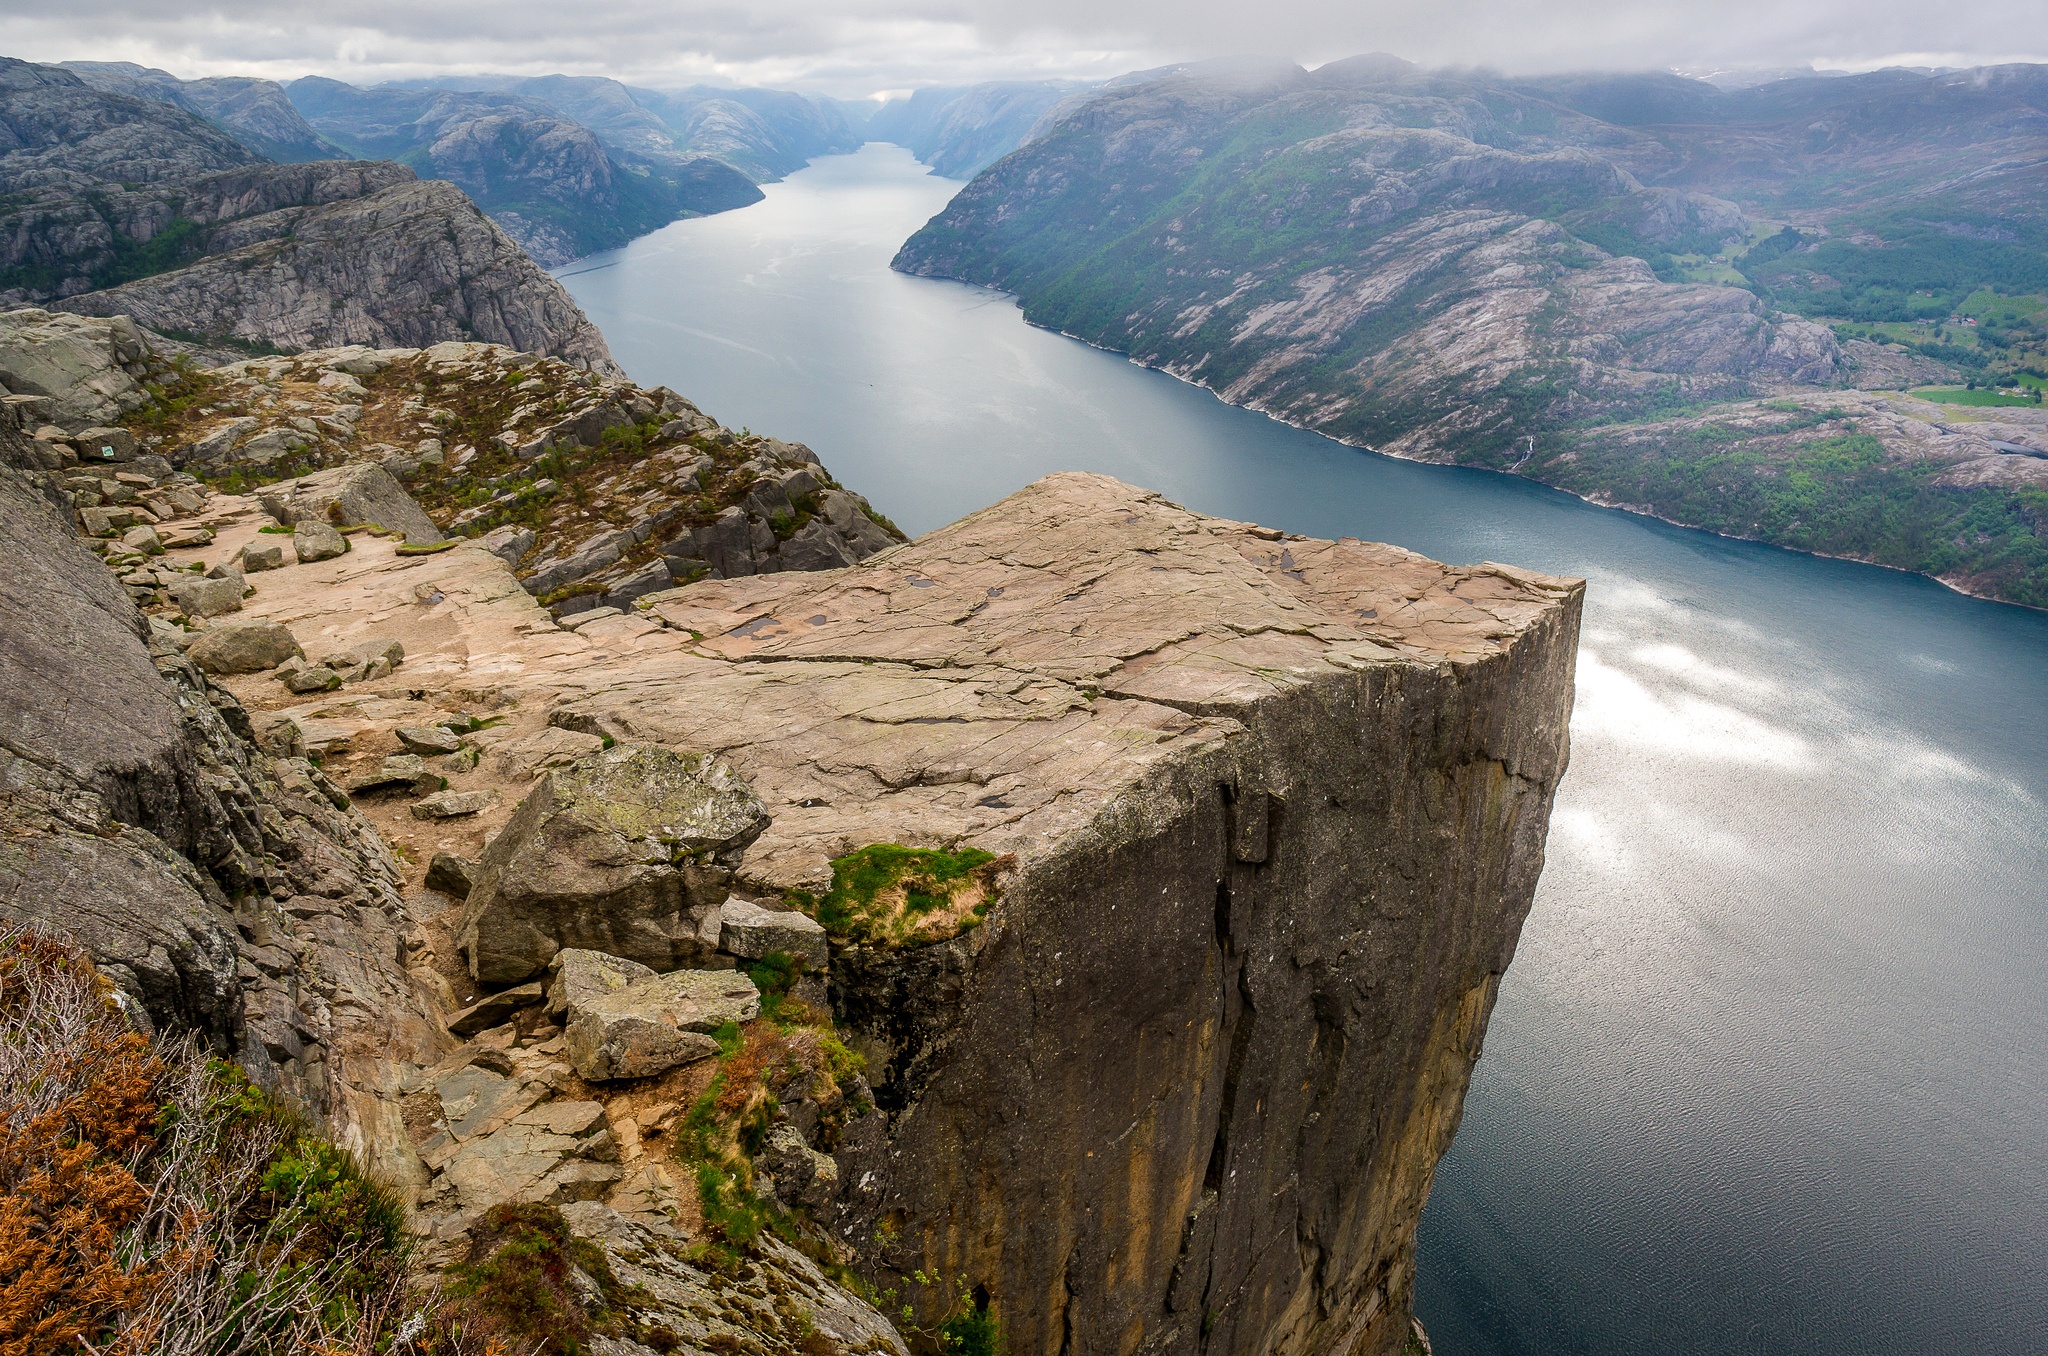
[560,144,2048,1355]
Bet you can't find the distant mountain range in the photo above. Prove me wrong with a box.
[895,57,2048,607]
[864,81,1091,177]
[49,61,863,267]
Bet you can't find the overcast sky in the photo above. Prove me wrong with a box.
[0,0,2038,97]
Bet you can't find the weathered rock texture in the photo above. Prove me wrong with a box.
[0,59,615,370]
[111,337,904,613]
[458,745,769,983]
[32,415,1576,1356]
[0,432,450,1193]
[54,178,615,370]
[546,472,1584,1356]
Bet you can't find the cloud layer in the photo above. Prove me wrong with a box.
[0,0,2039,96]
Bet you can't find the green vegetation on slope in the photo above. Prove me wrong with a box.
[1530,428,2048,606]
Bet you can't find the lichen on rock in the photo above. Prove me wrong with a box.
[457,743,770,984]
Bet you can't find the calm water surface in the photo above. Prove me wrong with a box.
[561,144,2048,1355]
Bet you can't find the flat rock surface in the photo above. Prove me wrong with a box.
[184,471,1576,905]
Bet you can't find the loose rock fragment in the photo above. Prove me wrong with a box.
[412,789,495,820]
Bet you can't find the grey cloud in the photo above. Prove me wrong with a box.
[0,0,2039,97]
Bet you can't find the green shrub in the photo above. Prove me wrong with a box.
[442,1201,617,1355]
[813,844,1004,946]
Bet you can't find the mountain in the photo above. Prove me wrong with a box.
[895,57,2048,607]
[393,74,863,182]
[0,57,615,369]
[866,80,1093,176]
[285,77,762,265]
[59,59,346,162]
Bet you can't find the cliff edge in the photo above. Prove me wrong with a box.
[4,438,1579,1354]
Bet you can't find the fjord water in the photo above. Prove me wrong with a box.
[560,144,2048,1355]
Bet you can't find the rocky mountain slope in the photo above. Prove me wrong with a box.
[286,78,764,266]
[356,74,863,182]
[866,80,1091,177]
[0,57,616,369]
[2,305,1578,1356]
[60,59,346,162]
[0,310,900,614]
[894,57,2048,607]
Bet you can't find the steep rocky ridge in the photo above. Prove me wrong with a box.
[286,77,762,266]
[0,58,615,367]
[60,60,346,162]
[894,57,2048,607]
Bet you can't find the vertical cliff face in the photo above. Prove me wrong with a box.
[555,473,1582,1356]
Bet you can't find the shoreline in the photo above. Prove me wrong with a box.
[1004,309,2045,615]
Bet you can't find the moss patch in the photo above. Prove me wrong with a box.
[809,845,1011,947]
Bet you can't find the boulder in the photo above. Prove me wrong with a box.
[257,462,444,543]
[184,620,301,674]
[76,426,138,461]
[278,661,341,693]
[479,523,536,566]
[168,574,244,619]
[456,744,770,984]
[720,897,829,971]
[426,851,479,898]
[292,519,346,562]
[120,525,163,556]
[412,789,494,820]
[346,753,439,796]
[560,967,759,1082]
[447,981,546,1038]
[545,947,655,1021]
[758,1123,841,1211]
[0,310,154,428]
[396,724,462,755]
[238,541,284,572]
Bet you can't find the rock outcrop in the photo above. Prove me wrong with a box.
[13,315,1583,1356]
[458,744,769,983]
[0,60,615,369]
[102,336,904,613]
[54,178,616,370]
[548,472,1583,1356]
[0,432,449,1192]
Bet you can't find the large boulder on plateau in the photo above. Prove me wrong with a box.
[457,744,770,984]
[0,309,155,429]
[258,462,444,544]
[185,620,302,674]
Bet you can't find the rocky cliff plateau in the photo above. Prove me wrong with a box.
[894,57,2048,608]
[1,311,1579,1355]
